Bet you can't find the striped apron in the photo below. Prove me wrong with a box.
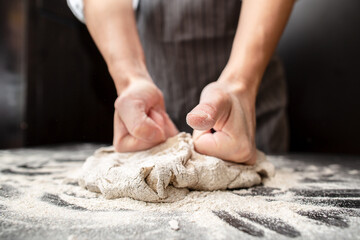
[136,0,289,153]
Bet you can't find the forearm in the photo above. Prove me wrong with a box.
[84,0,150,94]
[220,0,294,99]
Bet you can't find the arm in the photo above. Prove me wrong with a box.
[84,0,178,151]
[84,0,147,93]
[187,0,294,163]
[221,0,295,97]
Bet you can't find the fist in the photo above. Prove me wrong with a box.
[186,82,257,164]
[113,80,178,152]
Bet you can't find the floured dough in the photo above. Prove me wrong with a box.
[78,133,275,202]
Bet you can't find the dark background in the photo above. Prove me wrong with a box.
[0,0,359,154]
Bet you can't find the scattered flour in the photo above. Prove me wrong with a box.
[169,220,180,230]
[1,144,359,240]
[348,170,359,175]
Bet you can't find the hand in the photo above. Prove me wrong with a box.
[186,81,257,164]
[113,79,178,152]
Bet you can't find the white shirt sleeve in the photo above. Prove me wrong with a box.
[67,0,85,23]
[67,0,139,24]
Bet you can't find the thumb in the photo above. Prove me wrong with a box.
[186,89,231,131]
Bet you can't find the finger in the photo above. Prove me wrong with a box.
[193,130,255,164]
[162,111,179,138]
[117,98,165,142]
[148,108,165,130]
[192,129,210,142]
[113,112,127,149]
[186,88,231,131]
[193,130,231,157]
[113,113,161,152]
[149,107,178,138]
[115,134,160,152]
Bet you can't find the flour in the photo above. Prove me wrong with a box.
[1,144,359,240]
[78,133,275,202]
[169,220,180,230]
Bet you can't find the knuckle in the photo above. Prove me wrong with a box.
[130,122,144,136]
[114,97,121,110]
[114,95,127,110]
[156,88,164,99]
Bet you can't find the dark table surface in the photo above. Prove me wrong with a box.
[0,144,359,240]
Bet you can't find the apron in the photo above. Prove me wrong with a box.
[136,0,288,153]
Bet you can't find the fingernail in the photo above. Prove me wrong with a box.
[189,109,209,119]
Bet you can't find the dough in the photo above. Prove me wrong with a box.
[78,133,275,202]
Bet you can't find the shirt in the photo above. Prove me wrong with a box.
[67,0,140,23]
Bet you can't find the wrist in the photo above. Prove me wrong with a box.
[218,66,260,104]
[108,59,152,95]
